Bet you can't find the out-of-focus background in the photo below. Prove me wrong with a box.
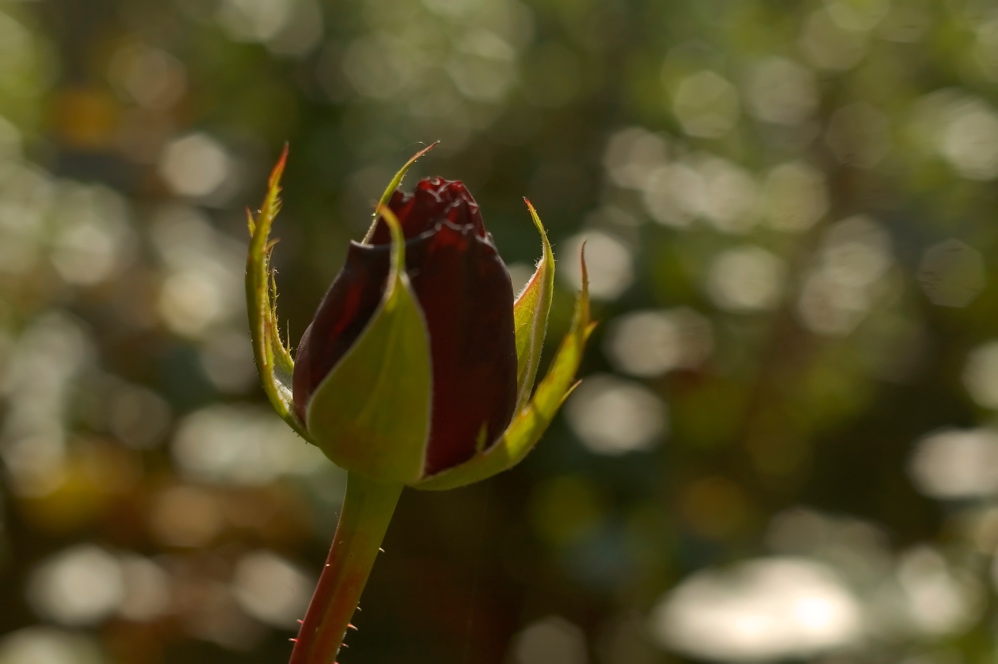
[2,0,998,662]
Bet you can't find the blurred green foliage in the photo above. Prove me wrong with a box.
[3,0,998,663]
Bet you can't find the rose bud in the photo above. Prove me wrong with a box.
[293,177,518,479]
[247,145,592,490]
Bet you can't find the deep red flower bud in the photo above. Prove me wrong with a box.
[292,178,518,476]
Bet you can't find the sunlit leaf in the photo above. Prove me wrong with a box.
[246,144,309,439]
[511,199,556,412]
[307,208,433,484]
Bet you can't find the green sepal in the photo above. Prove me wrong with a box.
[246,144,309,440]
[362,143,438,245]
[511,199,556,412]
[306,209,433,484]
[246,144,437,444]
[413,248,594,491]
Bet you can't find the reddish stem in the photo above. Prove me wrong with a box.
[290,472,403,664]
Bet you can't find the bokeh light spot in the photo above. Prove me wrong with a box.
[171,405,329,485]
[641,162,704,228]
[511,615,588,664]
[962,342,998,410]
[117,555,172,622]
[561,230,634,301]
[603,126,669,190]
[824,0,891,31]
[706,245,786,312]
[0,628,104,664]
[695,155,758,233]
[565,374,666,455]
[917,239,985,308]
[940,97,998,180]
[151,205,246,338]
[232,551,313,628]
[199,326,258,393]
[897,546,983,636]
[107,43,187,110]
[342,32,422,100]
[800,8,869,70]
[107,382,172,449]
[158,133,232,198]
[673,70,740,138]
[908,428,998,499]
[604,308,713,377]
[27,545,125,626]
[649,557,861,661]
[745,57,818,126]
[447,30,516,102]
[760,162,828,231]
[797,215,893,336]
[2,314,91,497]
[149,485,225,548]
[216,0,324,55]
[49,184,133,286]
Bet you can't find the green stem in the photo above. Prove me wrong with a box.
[290,472,404,664]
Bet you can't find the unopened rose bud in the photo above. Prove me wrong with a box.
[293,178,518,479]
[247,145,591,490]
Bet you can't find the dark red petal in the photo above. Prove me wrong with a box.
[292,241,391,423]
[407,223,517,475]
[370,178,486,245]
